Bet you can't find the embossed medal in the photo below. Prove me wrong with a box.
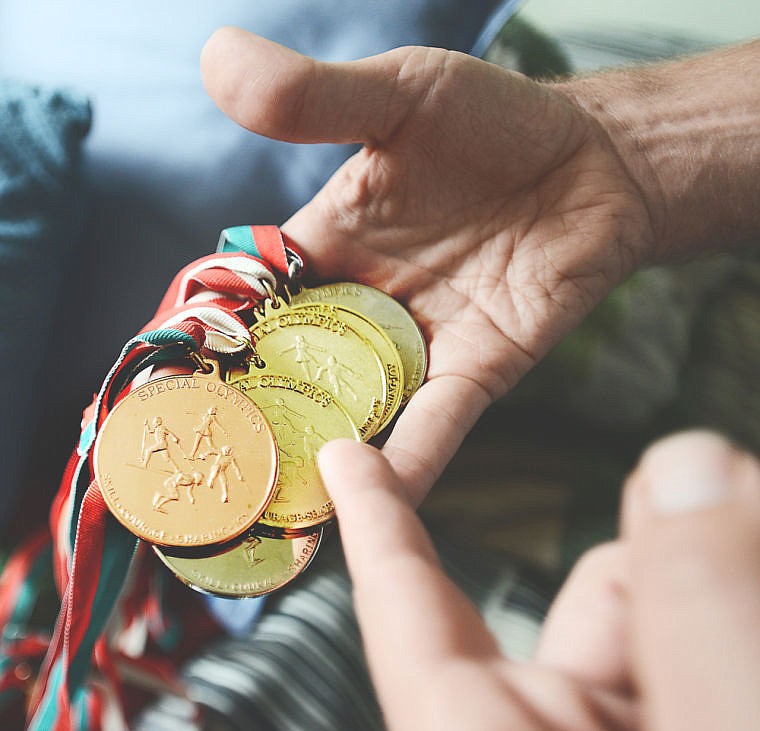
[289,302,404,432]
[154,529,322,598]
[292,283,427,405]
[249,297,387,439]
[94,363,279,547]
[227,372,360,531]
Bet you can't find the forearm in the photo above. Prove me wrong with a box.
[554,39,760,260]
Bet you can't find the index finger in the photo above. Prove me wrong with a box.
[318,440,501,714]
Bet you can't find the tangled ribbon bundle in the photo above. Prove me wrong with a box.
[0,226,295,729]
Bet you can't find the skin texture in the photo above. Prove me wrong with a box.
[557,40,760,256]
[201,28,656,504]
[200,29,760,730]
[319,432,760,731]
[201,33,760,504]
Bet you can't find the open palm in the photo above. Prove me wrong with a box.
[202,29,656,501]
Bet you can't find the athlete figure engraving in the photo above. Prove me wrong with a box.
[206,445,243,503]
[278,334,325,380]
[315,355,358,401]
[262,398,306,431]
[300,424,328,462]
[152,471,204,513]
[280,450,308,487]
[140,416,184,470]
[189,406,229,459]
[242,535,265,567]
[272,446,308,504]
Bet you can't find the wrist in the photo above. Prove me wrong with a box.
[552,40,760,260]
[552,75,667,263]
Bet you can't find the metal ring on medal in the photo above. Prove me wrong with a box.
[227,372,360,531]
[289,302,404,433]
[291,283,427,405]
[94,367,279,547]
[249,297,387,439]
[154,529,322,598]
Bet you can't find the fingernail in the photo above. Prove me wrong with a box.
[638,431,735,514]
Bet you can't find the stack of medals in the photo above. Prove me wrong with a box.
[94,269,427,599]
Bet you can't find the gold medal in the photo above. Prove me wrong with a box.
[291,283,427,405]
[227,372,359,531]
[249,297,386,439]
[94,363,279,547]
[289,302,404,433]
[154,529,321,598]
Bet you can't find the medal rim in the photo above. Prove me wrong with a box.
[153,526,323,598]
[249,297,387,439]
[227,371,360,531]
[290,300,405,434]
[291,282,427,405]
[94,370,280,548]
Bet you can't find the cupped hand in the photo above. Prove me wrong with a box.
[201,28,657,502]
[318,431,760,731]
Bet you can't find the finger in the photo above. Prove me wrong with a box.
[382,374,492,505]
[624,430,760,731]
[201,27,436,145]
[534,542,632,692]
[620,429,731,537]
[318,440,501,722]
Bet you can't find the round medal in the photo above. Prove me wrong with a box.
[289,301,404,433]
[249,297,387,439]
[154,529,322,598]
[291,283,427,404]
[227,372,360,531]
[94,364,279,547]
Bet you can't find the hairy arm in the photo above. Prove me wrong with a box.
[556,39,760,258]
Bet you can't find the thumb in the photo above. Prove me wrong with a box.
[624,431,760,731]
[201,27,430,145]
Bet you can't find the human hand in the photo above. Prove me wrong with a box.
[201,29,657,502]
[318,431,760,730]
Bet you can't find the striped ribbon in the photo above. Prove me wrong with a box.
[29,329,204,730]
[157,252,277,313]
[0,227,297,729]
[143,303,253,356]
[216,225,293,276]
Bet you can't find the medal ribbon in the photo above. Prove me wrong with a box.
[142,303,253,355]
[157,252,277,313]
[216,225,291,275]
[18,228,297,728]
[28,328,205,730]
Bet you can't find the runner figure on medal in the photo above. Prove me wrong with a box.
[279,447,308,487]
[140,416,184,470]
[206,445,244,503]
[271,444,308,504]
[300,424,328,462]
[242,534,265,567]
[189,406,228,459]
[315,355,358,401]
[277,334,325,380]
[262,397,306,430]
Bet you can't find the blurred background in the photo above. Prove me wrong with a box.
[3,2,760,727]
[524,0,760,43]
